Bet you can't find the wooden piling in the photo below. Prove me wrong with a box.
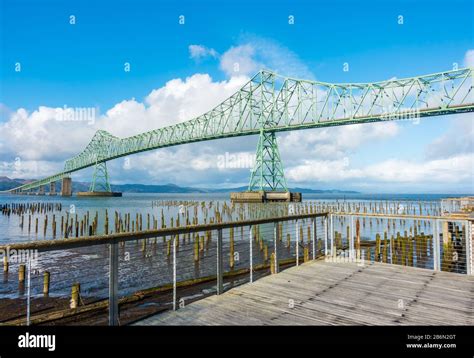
[270,252,276,274]
[304,247,309,262]
[71,283,80,309]
[43,271,50,296]
[3,255,8,273]
[194,236,199,262]
[19,264,25,283]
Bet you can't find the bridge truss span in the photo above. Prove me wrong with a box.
[9,67,474,193]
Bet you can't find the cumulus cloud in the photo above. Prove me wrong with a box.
[0,106,96,161]
[219,36,314,79]
[279,121,399,162]
[287,153,474,190]
[188,35,313,79]
[188,45,218,60]
[0,74,250,181]
[0,158,63,180]
[220,44,260,77]
[425,114,473,160]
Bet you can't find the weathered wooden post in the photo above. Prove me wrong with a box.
[43,271,50,296]
[71,283,80,309]
[19,264,26,283]
[194,235,199,262]
[3,256,8,273]
[303,247,309,262]
[375,233,381,261]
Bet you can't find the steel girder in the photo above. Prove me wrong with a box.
[10,67,474,192]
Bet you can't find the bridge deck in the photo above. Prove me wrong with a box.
[135,260,474,326]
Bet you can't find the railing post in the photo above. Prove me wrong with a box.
[389,225,393,264]
[330,213,334,256]
[26,255,31,326]
[433,219,440,271]
[324,214,328,257]
[349,215,355,260]
[249,225,253,283]
[311,217,316,260]
[173,235,177,309]
[217,228,224,294]
[108,241,119,326]
[273,221,279,273]
[465,220,472,275]
[295,219,299,266]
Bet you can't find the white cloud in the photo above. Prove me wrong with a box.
[279,121,399,162]
[0,74,249,180]
[0,106,96,161]
[0,158,63,180]
[425,114,473,160]
[219,36,314,79]
[287,153,474,189]
[188,45,218,60]
[220,44,260,77]
[190,36,314,79]
[464,49,474,67]
[287,158,364,182]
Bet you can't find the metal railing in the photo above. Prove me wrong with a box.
[1,211,472,326]
[329,213,473,275]
[0,212,328,326]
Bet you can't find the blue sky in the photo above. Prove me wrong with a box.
[0,0,473,193]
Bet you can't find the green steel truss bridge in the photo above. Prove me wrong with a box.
[9,67,474,194]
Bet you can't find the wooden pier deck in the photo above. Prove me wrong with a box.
[135,260,474,326]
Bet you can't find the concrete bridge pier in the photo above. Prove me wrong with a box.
[49,182,57,196]
[38,185,45,196]
[61,177,72,197]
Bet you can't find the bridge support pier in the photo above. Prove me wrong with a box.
[61,177,72,196]
[77,161,122,197]
[38,185,45,196]
[231,129,301,203]
[49,182,57,196]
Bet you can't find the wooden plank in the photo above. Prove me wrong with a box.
[133,260,474,326]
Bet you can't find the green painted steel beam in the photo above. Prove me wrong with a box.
[10,67,474,192]
[89,161,111,192]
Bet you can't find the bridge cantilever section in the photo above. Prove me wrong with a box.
[8,67,474,194]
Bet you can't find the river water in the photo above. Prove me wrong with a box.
[0,192,469,302]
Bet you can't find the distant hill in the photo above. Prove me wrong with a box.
[0,176,359,194]
[0,177,32,191]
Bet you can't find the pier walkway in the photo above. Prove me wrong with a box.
[135,260,474,325]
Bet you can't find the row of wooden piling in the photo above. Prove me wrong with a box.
[1,202,62,216]
[5,199,447,243]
